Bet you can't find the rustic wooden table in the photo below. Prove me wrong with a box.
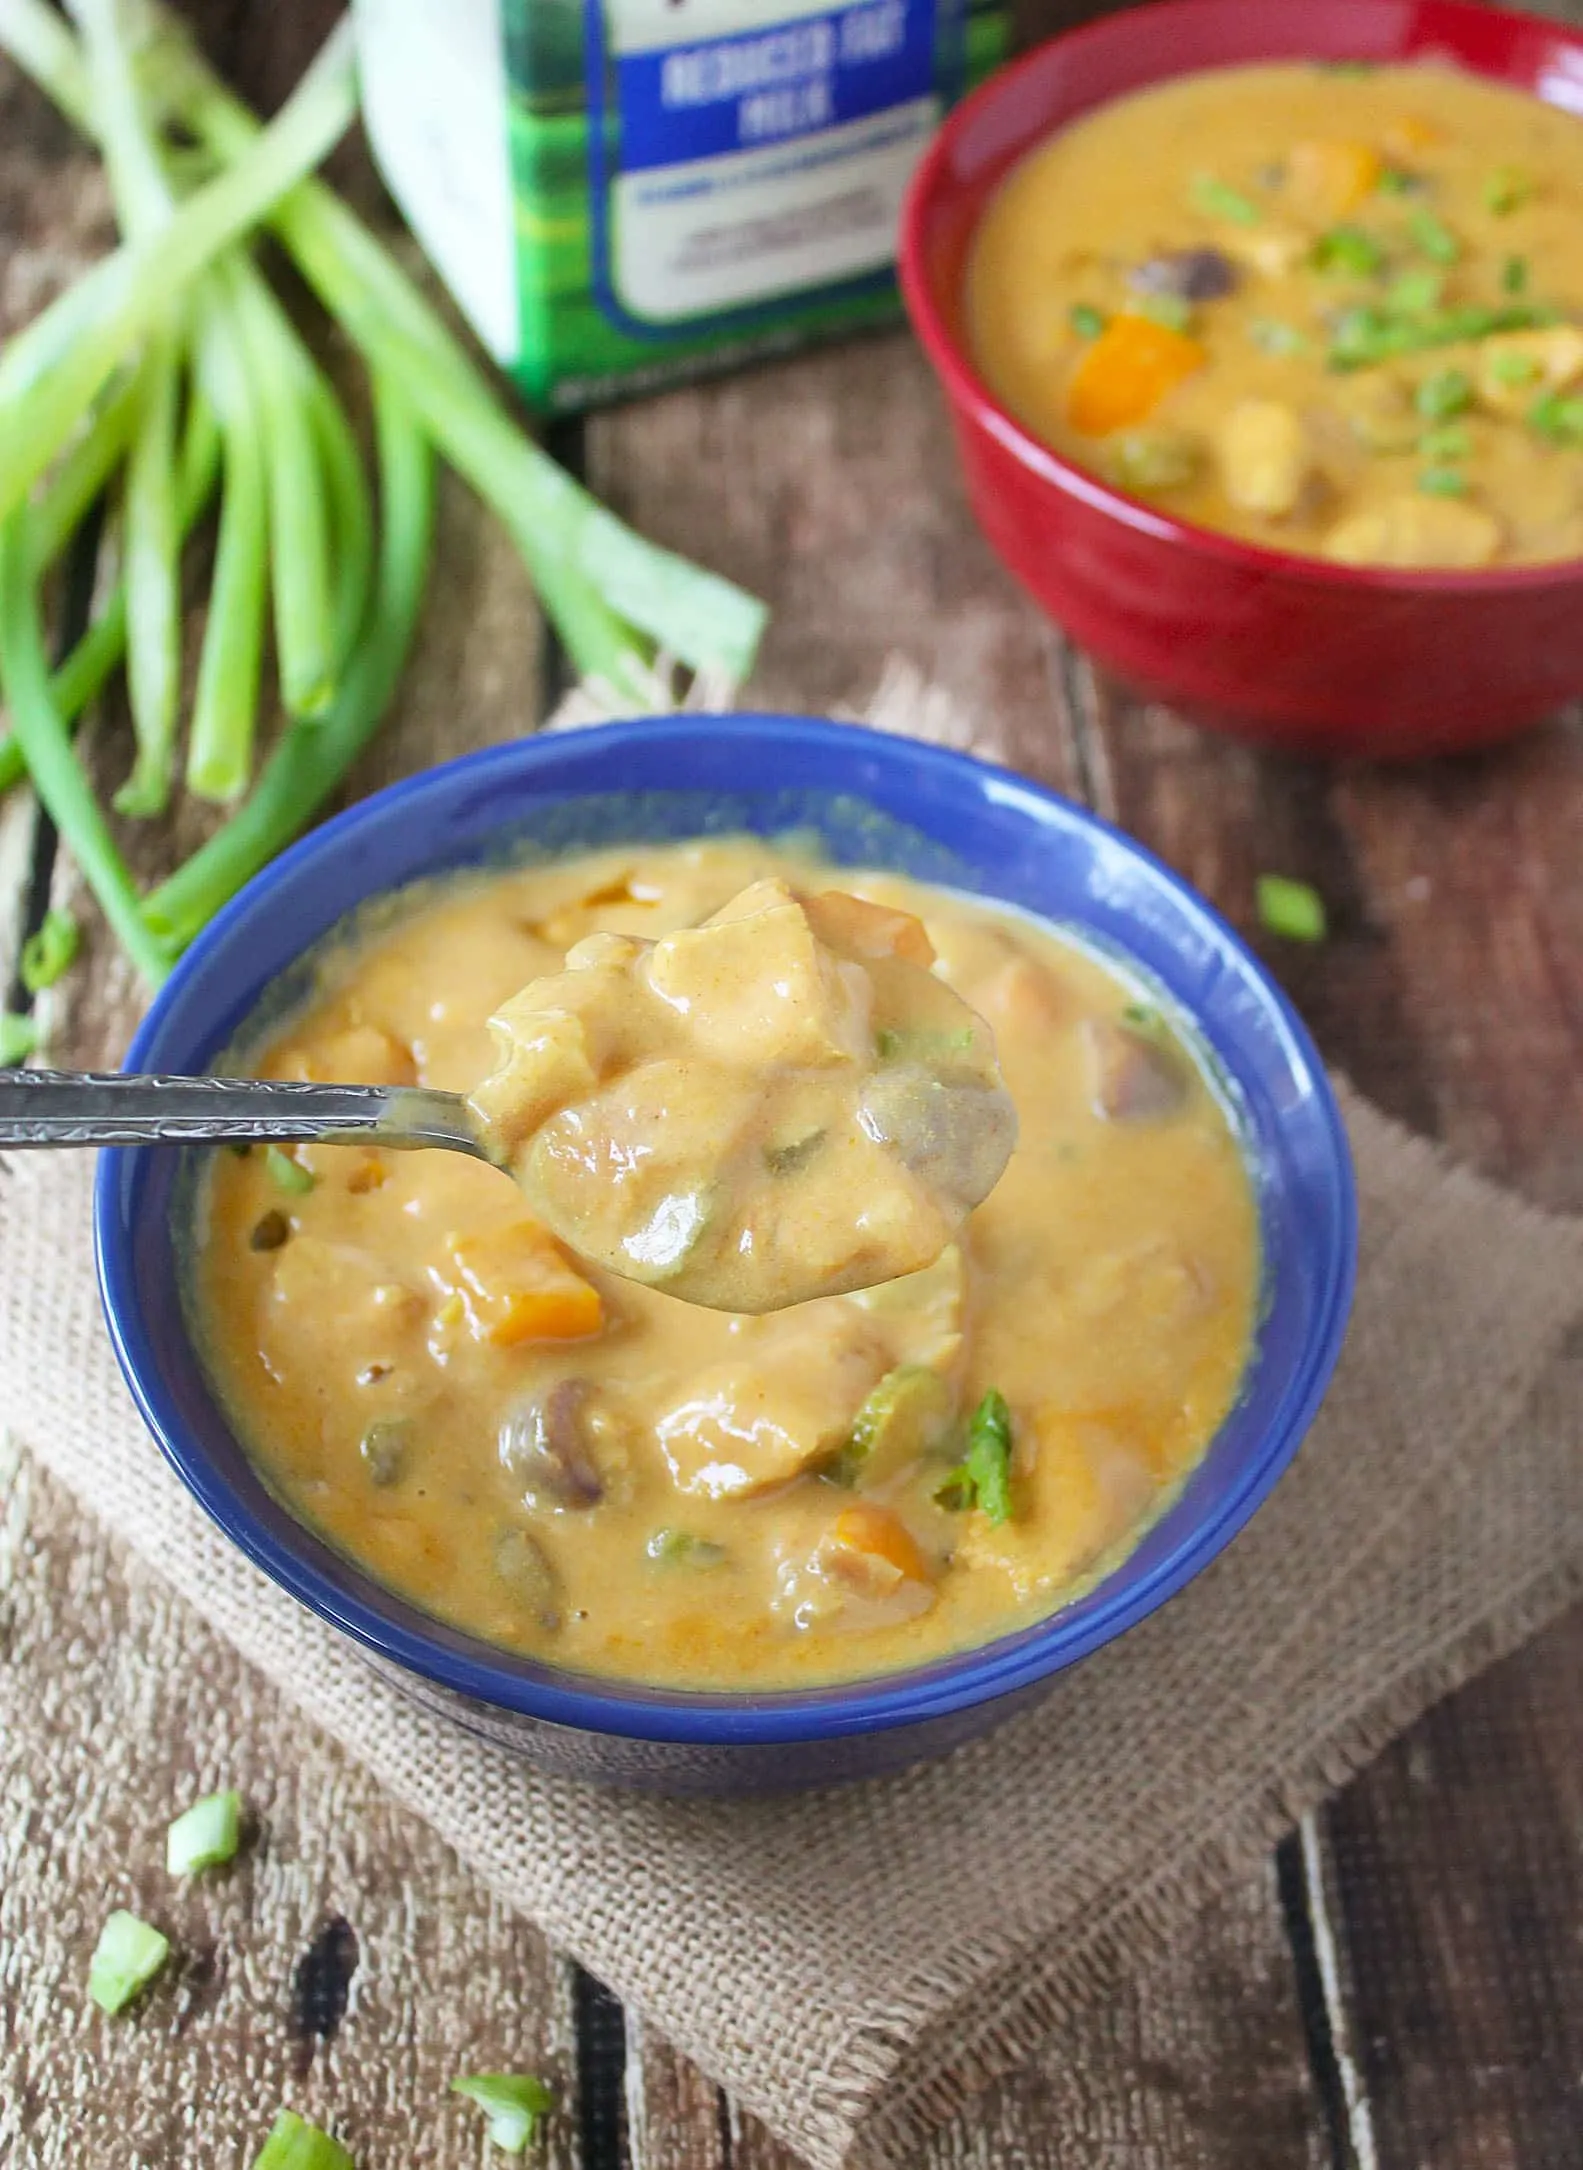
[1,5,1578,2166]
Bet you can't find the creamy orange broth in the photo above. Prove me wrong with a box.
[968,63,1583,567]
[194,840,1259,1691]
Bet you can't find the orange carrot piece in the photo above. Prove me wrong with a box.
[827,1502,933,1586]
[445,1224,603,1345]
[1066,315,1206,437]
[1287,139,1384,219]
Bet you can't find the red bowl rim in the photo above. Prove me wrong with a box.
[900,0,1583,597]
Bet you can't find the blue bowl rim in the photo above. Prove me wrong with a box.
[95,715,1357,1747]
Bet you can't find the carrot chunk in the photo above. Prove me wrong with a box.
[825,1502,933,1589]
[1287,139,1383,219]
[444,1224,603,1345]
[1066,315,1206,436]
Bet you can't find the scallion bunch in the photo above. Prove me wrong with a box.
[0,0,767,985]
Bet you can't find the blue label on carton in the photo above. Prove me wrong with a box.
[616,0,938,171]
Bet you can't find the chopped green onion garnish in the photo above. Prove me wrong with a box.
[1417,466,1469,497]
[1529,390,1583,445]
[20,907,79,993]
[1256,875,1327,943]
[251,2109,356,2170]
[1489,349,1541,387]
[1387,268,1443,314]
[1327,302,1558,370]
[1069,303,1106,340]
[935,1390,1015,1526]
[1375,166,1415,196]
[1134,293,1194,334]
[1415,367,1472,421]
[1248,318,1307,357]
[1408,208,1460,264]
[1190,173,1260,225]
[87,1909,170,2014]
[1419,425,1469,462]
[1502,254,1529,295]
[646,1528,727,1568]
[264,1145,316,1195]
[1483,166,1532,216]
[0,1011,39,1066]
[166,1788,243,1876]
[451,2074,555,2156]
[1311,225,1386,276]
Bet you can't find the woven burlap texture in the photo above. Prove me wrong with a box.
[1,1089,1578,2169]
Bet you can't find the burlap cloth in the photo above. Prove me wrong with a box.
[1,946,1580,2166]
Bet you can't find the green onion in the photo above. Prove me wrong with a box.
[451,2073,555,2156]
[264,1145,315,1195]
[1418,466,1468,497]
[1489,349,1541,387]
[87,1908,170,2013]
[166,1788,244,1876]
[1415,367,1472,420]
[1190,173,1259,225]
[1529,390,1583,445]
[646,1529,727,1567]
[1311,225,1385,276]
[1248,318,1307,357]
[0,1012,39,1065]
[1408,208,1460,264]
[1419,424,1469,462]
[936,1390,1015,1526]
[112,326,185,816]
[20,908,79,993]
[251,2110,356,2170]
[1502,254,1529,295]
[1327,302,1558,370]
[1375,166,1414,196]
[1256,875,1327,942]
[144,378,433,947]
[1483,166,1532,216]
[23,370,141,575]
[1387,268,1443,314]
[1069,302,1106,340]
[0,510,172,984]
[1134,293,1194,334]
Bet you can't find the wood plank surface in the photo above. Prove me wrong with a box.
[0,2,1579,2167]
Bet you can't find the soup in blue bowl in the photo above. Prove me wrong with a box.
[95,716,1355,1793]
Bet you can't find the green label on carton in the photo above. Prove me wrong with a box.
[355,0,1009,412]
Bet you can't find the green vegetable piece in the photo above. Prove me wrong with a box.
[1489,350,1541,387]
[763,1129,825,1175]
[1415,368,1472,421]
[251,2109,356,2170]
[166,1788,244,1876]
[1502,254,1529,295]
[936,1390,1016,1527]
[1387,268,1443,314]
[264,1145,316,1196]
[87,1909,170,2014]
[20,908,79,994]
[0,1012,39,1067]
[874,1026,976,1063]
[451,2073,556,2157]
[1417,466,1469,497]
[1408,208,1460,264]
[1110,428,1201,493]
[1190,173,1260,225]
[646,1528,728,1568]
[1419,425,1469,462]
[1248,318,1307,357]
[1483,166,1532,216]
[1256,875,1328,942]
[831,1365,955,1489]
[1311,225,1385,276]
[1326,301,1558,371]
[1374,166,1414,196]
[1134,293,1194,334]
[1529,391,1583,445]
[1069,303,1106,340]
[359,1418,411,1487]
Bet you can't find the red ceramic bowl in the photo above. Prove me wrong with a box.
[900,0,1583,758]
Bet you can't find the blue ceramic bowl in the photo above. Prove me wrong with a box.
[96,717,1355,1794]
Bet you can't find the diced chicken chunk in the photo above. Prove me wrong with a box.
[646,880,872,1067]
[1323,492,1501,568]
[1219,399,1313,517]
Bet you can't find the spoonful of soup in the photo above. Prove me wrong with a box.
[0,883,1016,1313]
[467,879,1017,1311]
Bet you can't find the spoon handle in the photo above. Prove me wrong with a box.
[0,1070,491,1158]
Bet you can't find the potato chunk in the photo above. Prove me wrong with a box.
[441,1223,603,1345]
[1323,493,1501,568]
[1219,399,1312,517]
[647,881,872,1067]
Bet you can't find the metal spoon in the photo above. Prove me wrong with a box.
[0,1068,499,1161]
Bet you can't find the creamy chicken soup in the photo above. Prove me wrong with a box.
[194,840,1260,1692]
[967,62,1583,567]
[469,878,1017,1312]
